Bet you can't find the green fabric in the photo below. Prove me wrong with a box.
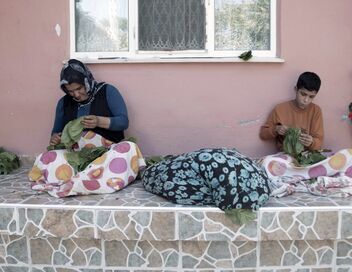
[0,147,20,175]
[224,209,257,225]
[65,147,108,173]
[61,117,85,149]
[283,128,326,166]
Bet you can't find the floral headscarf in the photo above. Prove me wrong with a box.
[60,59,105,105]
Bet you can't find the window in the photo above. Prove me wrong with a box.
[70,0,277,61]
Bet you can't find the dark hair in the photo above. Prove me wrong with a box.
[296,72,321,92]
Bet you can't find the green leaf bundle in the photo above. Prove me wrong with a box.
[47,117,84,151]
[283,128,326,166]
[224,209,256,225]
[283,128,304,158]
[66,146,108,173]
[297,150,326,166]
[0,147,20,175]
[145,155,165,167]
[47,143,66,151]
[61,117,84,149]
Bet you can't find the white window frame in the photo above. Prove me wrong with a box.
[70,0,281,63]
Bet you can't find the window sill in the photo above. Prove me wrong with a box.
[79,56,285,64]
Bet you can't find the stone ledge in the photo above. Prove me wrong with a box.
[1,167,352,270]
[0,167,352,242]
[0,235,350,270]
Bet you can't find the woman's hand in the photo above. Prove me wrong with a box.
[82,115,111,129]
[82,115,100,129]
[275,124,288,136]
[50,133,62,145]
[299,133,313,147]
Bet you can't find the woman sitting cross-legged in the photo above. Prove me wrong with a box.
[28,59,145,197]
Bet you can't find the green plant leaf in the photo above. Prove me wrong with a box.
[66,147,108,173]
[238,50,253,61]
[61,117,84,149]
[224,209,256,225]
[283,128,304,158]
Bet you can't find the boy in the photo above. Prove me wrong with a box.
[259,72,323,151]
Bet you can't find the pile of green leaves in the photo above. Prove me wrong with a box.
[66,146,108,173]
[283,128,304,158]
[224,209,256,225]
[0,147,20,175]
[283,128,326,166]
[297,150,326,166]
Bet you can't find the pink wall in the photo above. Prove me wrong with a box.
[1,0,352,157]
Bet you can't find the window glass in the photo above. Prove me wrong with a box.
[72,0,276,59]
[75,0,128,52]
[215,0,271,51]
[138,0,206,51]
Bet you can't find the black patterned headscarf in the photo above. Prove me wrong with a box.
[60,59,105,105]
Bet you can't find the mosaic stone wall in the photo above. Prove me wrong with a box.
[1,207,351,243]
[0,235,351,271]
[0,167,352,271]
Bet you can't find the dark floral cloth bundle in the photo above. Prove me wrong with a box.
[142,148,271,211]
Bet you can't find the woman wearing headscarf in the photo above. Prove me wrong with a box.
[29,59,145,198]
[51,58,127,145]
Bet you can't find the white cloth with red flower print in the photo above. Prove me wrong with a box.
[28,131,146,198]
[259,148,352,198]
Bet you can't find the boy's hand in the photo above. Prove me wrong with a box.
[299,133,313,147]
[50,133,62,146]
[82,115,99,129]
[275,125,288,136]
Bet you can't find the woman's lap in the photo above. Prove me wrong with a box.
[29,132,145,197]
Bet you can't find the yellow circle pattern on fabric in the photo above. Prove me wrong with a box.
[328,153,347,170]
[28,166,42,181]
[107,178,124,189]
[92,153,107,165]
[347,149,352,155]
[84,131,96,139]
[136,145,143,159]
[88,167,104,179]
[101,138,113,147]
[55,164,73,181]
[130,155,139,174]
